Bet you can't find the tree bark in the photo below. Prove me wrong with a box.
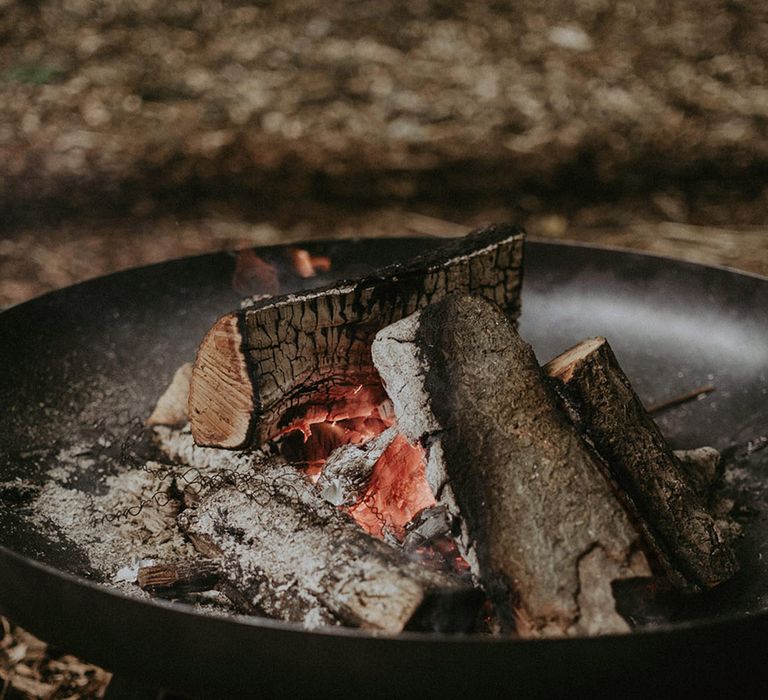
[371,294,650,638]
[188,223,524,449]
[544,337,739,591]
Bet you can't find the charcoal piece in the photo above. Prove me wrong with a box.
[372,294,650,638]
[137,560,221,598]
[316,426,398,507]
[402,505,451,551]
[544,337,738,590]
[188,223,524,449]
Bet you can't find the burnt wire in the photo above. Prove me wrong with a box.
[89,421,309,527]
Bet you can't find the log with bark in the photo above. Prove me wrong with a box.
[188,223,524,450]
[543,337,738,591]
[371,294,652,637]
[158,428,481,633]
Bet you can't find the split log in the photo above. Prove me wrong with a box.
[188,223,525,449]
[159,428,481,633]
[371,294,651,637]
[544,337,738,590]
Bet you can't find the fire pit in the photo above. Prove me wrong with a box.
[1,237,768,697]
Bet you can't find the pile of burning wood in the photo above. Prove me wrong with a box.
[142,224,739,638]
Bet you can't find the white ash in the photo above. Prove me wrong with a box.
[114,557,157,584]
[31,460,199,597]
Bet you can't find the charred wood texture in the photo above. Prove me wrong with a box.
[160,429,480,633]
[544,337,738,590]
[189,223,524,449]
[137,560,221,598]
[372,294,650,637]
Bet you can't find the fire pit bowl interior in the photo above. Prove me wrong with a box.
[1,237,768,697]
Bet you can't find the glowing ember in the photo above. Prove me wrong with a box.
[349,434,435,539]
[410,536,473,577]
[289,247,332,278]
[277,381,436,540]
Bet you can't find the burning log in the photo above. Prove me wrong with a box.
[371,294,651,637]
[159,428,481,633]
[188,223,524,449]
[544,337,739,591]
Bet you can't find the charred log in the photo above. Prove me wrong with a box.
[189,223,524,449]
[159,428,481,633]
[371,294,650,638]
[544,337,738,590]
[402,505,451,551]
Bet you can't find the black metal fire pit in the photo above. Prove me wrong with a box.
[1,237,767,698]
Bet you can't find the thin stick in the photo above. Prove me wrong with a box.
[646,384,715,414]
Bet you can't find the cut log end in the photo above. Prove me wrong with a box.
[543,336,606,383]
[188,313,253,448]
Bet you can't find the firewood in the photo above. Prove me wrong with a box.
[159,428,481,633]
[402,505,451,551]
[137,560,221,598]
[188,223,524,449]
[371,294,651,637]
[544,337,738,590]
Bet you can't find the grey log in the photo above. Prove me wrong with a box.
[159,427,481,633]
[371,294,651,638]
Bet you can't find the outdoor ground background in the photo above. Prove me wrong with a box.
[2,1,768,697]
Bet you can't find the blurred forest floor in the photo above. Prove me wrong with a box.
[2,0,768,697]
[2,0,768,308]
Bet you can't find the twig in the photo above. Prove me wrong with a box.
[646,384,716,414]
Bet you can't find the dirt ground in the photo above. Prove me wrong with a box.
[2,1,768,697]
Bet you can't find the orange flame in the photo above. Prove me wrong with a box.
[349,434,436,539]
[278,383,436,540]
